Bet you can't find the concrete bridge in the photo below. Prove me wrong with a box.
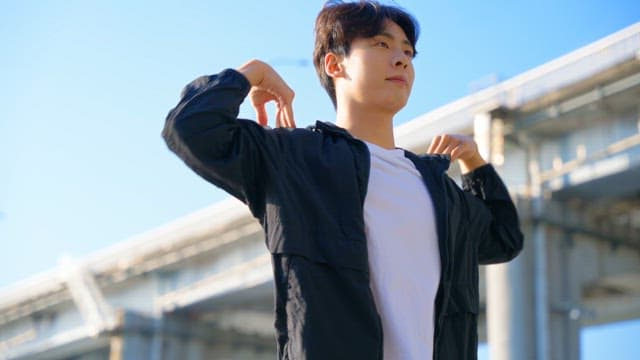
[2,22,640,360]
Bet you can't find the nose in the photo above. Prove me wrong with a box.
[394,59,408,68]
[393,51,409,68]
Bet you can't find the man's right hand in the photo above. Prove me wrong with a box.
[237,60,296,129]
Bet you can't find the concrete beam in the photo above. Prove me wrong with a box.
[4,326,109,360]
[58,257,116,336]
[582,295,640,325]
[156,254,271,313]
[201,310,274,338]
[515,64,640,135]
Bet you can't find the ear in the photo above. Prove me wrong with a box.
[324,52,345,79]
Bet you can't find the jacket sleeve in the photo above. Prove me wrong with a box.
[161,68,282,219]
[458,164,524,264]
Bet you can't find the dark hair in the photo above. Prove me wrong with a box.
[313,1,420,107]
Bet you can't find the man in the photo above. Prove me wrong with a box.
[162,1,523,359]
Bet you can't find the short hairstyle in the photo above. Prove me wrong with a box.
[313,1,420,107]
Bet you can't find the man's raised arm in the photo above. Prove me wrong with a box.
[161,60,295,218]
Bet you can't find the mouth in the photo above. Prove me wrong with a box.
[385,76,408,86]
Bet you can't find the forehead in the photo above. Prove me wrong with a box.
[375,20,411,45]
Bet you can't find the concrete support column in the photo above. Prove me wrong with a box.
[149,318,165,360]
[525,140,552,360]
[475,112,536,360]
[532,205,549,360]
[109,310,210,360]
[548,230,581,360]
[185,338,207,360]
[486,258,535,360]
[163,334,187,360]
[109,333,152,360]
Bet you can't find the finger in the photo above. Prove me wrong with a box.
[441,143,456,158]
[427,135,441,153]
[454,146,476,163]
[449,145,465,162]
[282,102,296,128]
[277,87,295,128]
[275,104,283,128]
[274,99,295,128]
[255,103,269,127]
[433,135,452,154]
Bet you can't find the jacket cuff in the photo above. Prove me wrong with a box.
[220,68,252,93]
[461,163,498,198]
[179,68,251,102]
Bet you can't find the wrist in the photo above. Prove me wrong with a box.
[237,59,265,87]
[459,154,487,174]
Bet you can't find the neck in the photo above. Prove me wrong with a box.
[335,102,396,149]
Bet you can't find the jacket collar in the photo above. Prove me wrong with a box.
[403,151,451,175]
[312,120,451,173]
[311,121,355,139]
[417,152,451,173]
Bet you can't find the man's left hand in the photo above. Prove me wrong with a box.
[427,134,487,174]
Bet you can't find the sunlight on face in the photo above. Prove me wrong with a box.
[336,20,416,115]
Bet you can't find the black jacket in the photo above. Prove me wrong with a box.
[162,69,524,359]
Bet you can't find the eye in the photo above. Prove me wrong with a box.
[404,49,414,57]
[375,41,390,49]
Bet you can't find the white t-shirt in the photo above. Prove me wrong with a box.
[363,141,441,359]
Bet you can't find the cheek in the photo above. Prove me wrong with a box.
[407,69,416,89]
[350,63,375,90]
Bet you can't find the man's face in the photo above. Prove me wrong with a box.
[337,20,415,114]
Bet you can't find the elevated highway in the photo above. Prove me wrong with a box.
[2,22,640,360]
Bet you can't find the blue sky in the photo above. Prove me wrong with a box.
[1,0,639,358]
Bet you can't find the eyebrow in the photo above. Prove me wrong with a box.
[377,31,412,48]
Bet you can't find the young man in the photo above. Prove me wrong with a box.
[162,1,523,359]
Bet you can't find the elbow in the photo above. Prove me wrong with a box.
[161,118,172,145]
[500,227,524,262]
[161,107,196,157]
[161,112,181,153]
[504,227,524,261]
[479,227,524,265]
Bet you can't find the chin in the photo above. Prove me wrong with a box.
[365,93,409,114]
[383,97,409,113]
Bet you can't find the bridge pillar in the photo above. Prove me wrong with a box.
[547,229,582,360]
[476,111,537,360]
[184,338,207,360]
[108,310,214,360]
[109,332,152,360]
